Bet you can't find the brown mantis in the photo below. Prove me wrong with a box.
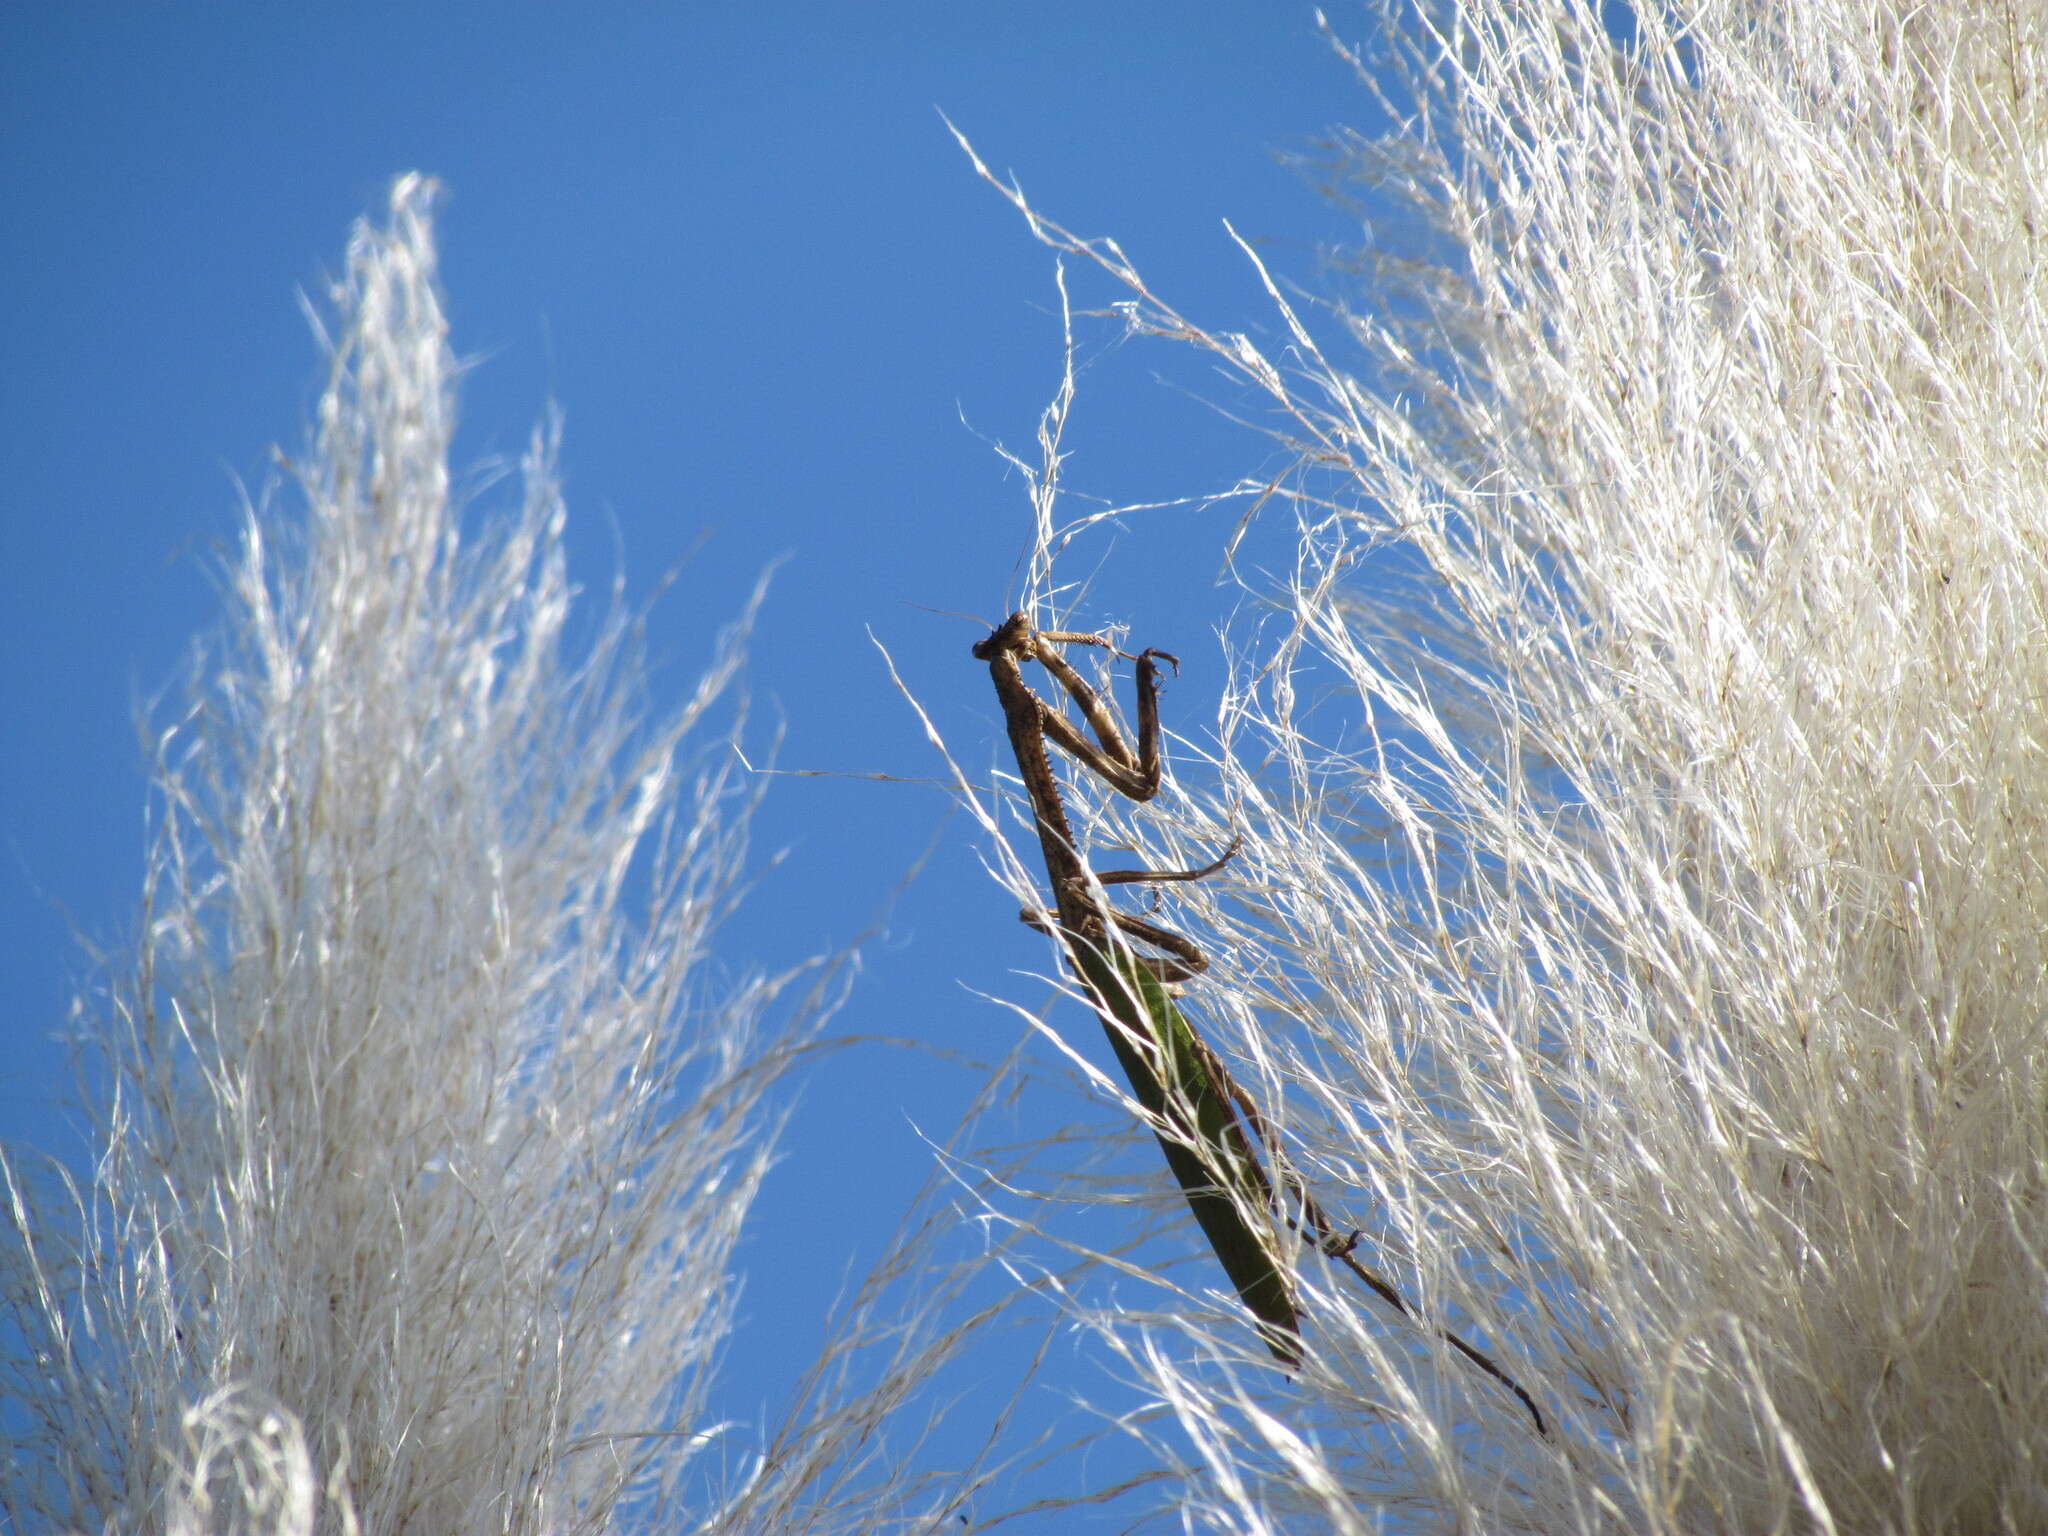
[975,610,1544,1435]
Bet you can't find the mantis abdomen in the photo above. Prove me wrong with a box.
[1071,940,1302,1364]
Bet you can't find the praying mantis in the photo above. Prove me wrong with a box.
[974,610,1544,1434]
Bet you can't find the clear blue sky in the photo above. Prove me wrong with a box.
[2,5,1394,1520]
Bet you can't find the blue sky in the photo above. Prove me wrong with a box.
[2,5,1397,1518]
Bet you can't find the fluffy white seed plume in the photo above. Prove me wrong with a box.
[2,175,805,1535]
[968,2,2048,1528]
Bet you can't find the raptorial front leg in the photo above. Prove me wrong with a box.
[1027,632,1176,803]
